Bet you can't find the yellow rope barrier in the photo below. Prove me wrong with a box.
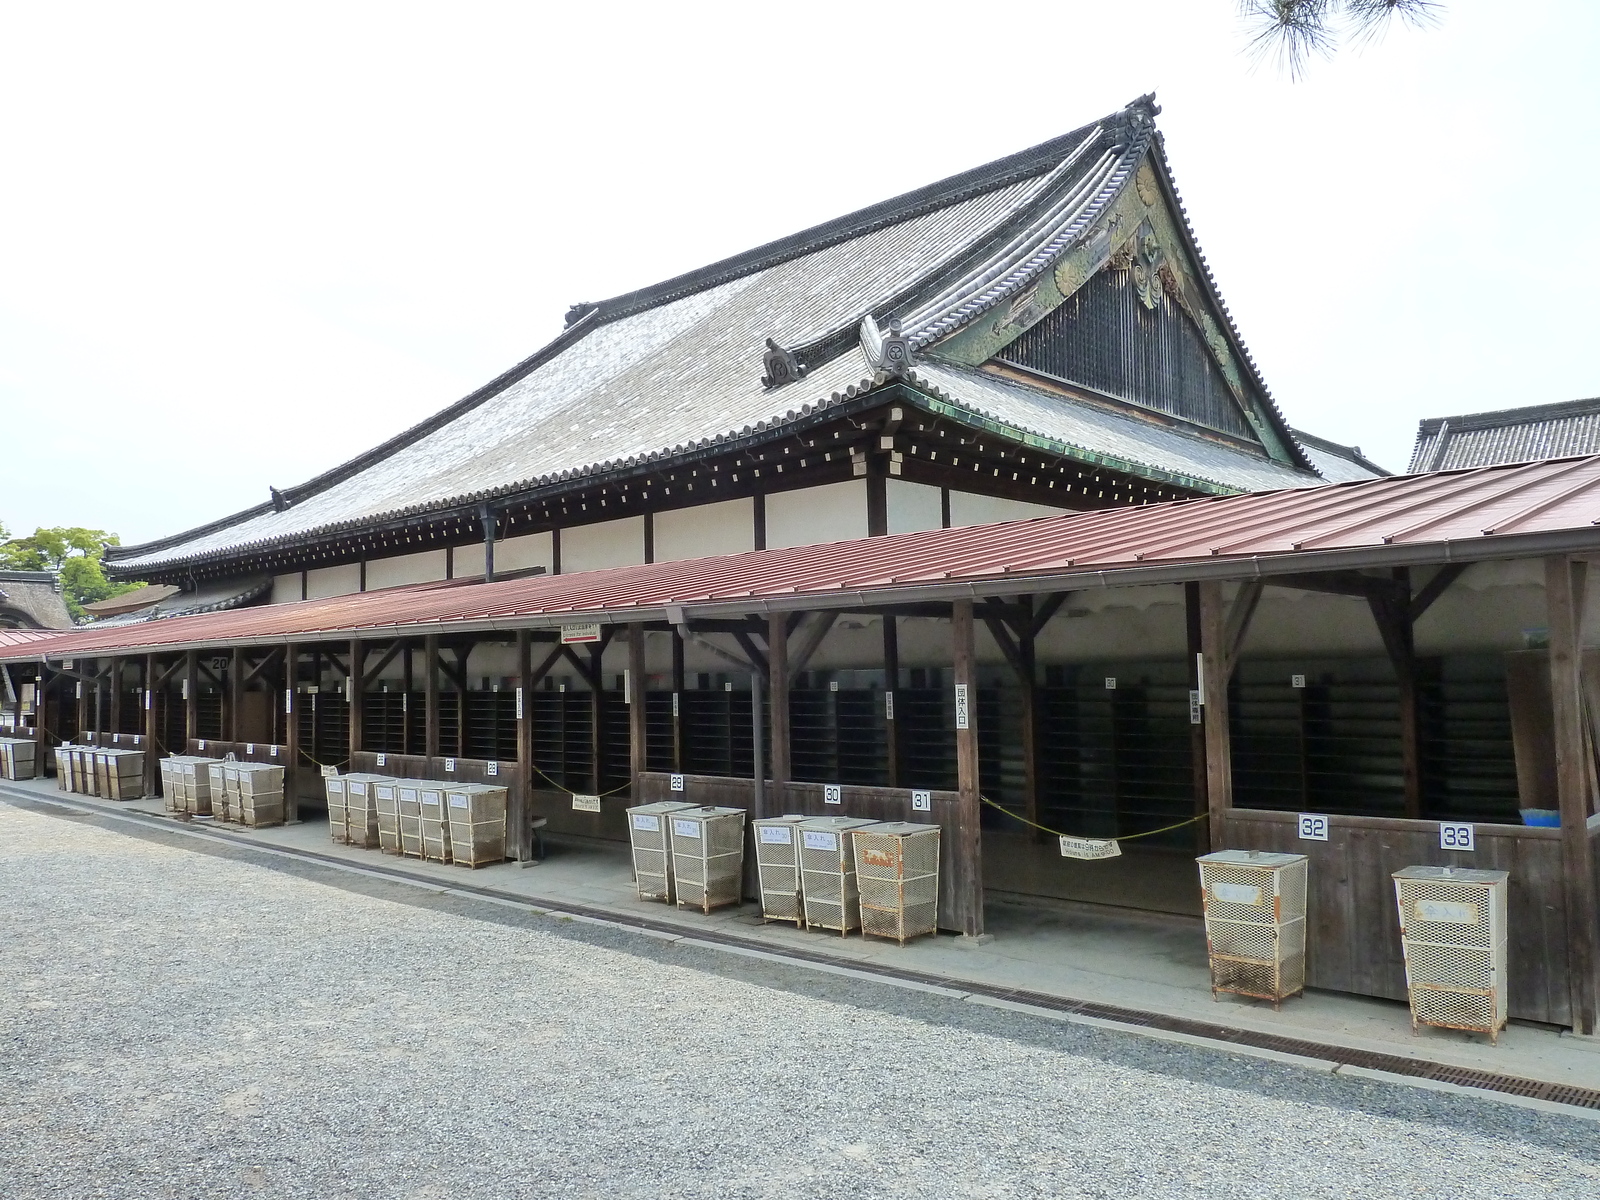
[979,794,1208,843]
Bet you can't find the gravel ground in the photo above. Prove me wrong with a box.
[2,795,1598,1200]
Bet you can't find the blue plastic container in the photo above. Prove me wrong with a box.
[1520,809,1561,828]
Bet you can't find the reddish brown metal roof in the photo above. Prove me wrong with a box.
[9,456,1600,661]
[0,628,74,649]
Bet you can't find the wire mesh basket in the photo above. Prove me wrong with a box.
[417,782,452,863]
[375,780,403,854]
[224,763,287,828]
[669,806,746,913]
[339,773,390,847]
[1197,850,1309,1007]
[445,783,508,868]
[626,801,697,902]
[852,822,940,944]
[397,783,424,858]
[324,776,349,842]
[206,760,232,822]
[0,737,37,781]
[752,814,810,925]
[798,817,879,935]
[97,748,143,800]
[1393,865,1509,1042]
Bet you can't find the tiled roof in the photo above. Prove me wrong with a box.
[1409,397,1600,473]
[1289,429,1390,484]
[109,97,1326,576]
[20,455,1600,661]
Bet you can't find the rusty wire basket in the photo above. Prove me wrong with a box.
[1197,850,1308,1008]
[1394,865,1509,1043]
[852,822,940,944]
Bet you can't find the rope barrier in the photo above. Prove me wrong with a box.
[979,794,1208,843]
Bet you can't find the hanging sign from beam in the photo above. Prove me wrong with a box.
[561,622,603,645]
[1059,835,1121,860]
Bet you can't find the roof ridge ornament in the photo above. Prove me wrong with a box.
[269,487,290,513]
[760,338,806,389]
[860,314,913,379]
[1107,93,1161,149]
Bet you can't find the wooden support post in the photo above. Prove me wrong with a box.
[93,659,106,738]
[109,657,122,738]
[1369,571,1423,819]
[751,668,766,818]
[865,455,888,537]
[229,648,243,742]
[1017,599,1039,835]
[628,625,647,798]
[767,611,790,784]
[952,600,984,937]
[143,654,159,797]
[284,643,300,822]
[34,664,50,776]
[424,634,440,761]
[1185,583,1210,851]
[1198,582,1233,851]
[1546,556,1598,1035]
[402,644,414,754]
[184,649,199,751]
[511,630,533,861]
[670,630,685,771]
[589,643,606,794]
[882,615,900,788]
[75,664,89,742]
[348,640,365,758]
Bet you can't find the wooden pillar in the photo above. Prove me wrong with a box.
[229,648,243,742]
[883,615,900,788]
[628,626,647,797]
[143,654,159,797]
[670,630,685,771]
[1185,583,1210,851]
[589,643,605,794]
[1198,581,1233,851]
[865,456,888,537]
[184,649,199,751]
[34,664,50,776]
[284,643,300,822]
[1017,599,1040,834]
[751,668,766,818]
[348,640,365,758]
[109,658,122,738]
[424,634,440,761]
[93,660,107,738]
[767,612,790,784]
[75,665,89,742]
[456,646,468,762]
[514,630,534,861]
[951,601,984,937]
[402,644,414,754]
[1546,555,1598,1035]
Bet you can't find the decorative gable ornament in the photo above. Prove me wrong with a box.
[761,339,806,389]
[860,314,914,379]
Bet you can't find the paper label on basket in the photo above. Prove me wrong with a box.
[1210,882,1262,906]
[1415,899,1479,925]
[1059,836,1121,860]
[759,826,792,844]
[672,818,701,838]
[572,794,601,813]
[632,813,659,831]
[449,795,468,809]
[803,830,838,851]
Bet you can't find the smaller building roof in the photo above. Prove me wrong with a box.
[1409,397,1600,473]
[81,585,180,618]
[0,571,73,629]
[1289,429,1390,484]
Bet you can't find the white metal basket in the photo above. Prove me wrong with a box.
[324,776,349,842]
[1197,850,1309,1007]
[396,783,424,858]
[417,782,452,863]
[625,801,697,902]
[798,817,879,935]
[445,783,508,868]
[852,822,940,944]
[752,814,810,925]
[339,773,390,847]
[374,780,403,854]
[669,807,746,913]
[1393,865,1509,1042]
[0,737,37,781]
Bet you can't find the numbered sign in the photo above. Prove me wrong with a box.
[824,785,842,805]
[246,744,254,754]
[669,774,685,792]
[911,789,931,812]
[1297,813,1330,842]
[759,826,792,844]
[269,746,278,757]
[1440,822,1475,852]
[444,757,456,772]
[197,740,206,751]
[1291,674,1307,689]
[375,754,386,767]
[486,761,498,777]
[1104,677,1117,690]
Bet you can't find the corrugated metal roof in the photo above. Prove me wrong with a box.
[16,456,1600,662]
[0,628,73,649]
[1410,397,1600,473]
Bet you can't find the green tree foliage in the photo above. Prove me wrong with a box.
[0,526,146,623]
[1241,0,1441,77]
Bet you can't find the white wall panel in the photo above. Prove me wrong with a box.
[562,516,645,574]
[766,480,868,549]
[363,549,448,591]
[271,573,302,605]
[886,479,943,534]
[654,497,754,563]
[304,563,362,600]
[948,490,1067,528]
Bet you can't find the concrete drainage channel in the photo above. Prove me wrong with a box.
[7,785,1600,1119]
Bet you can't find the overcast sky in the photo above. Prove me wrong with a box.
[2,1,1596,550]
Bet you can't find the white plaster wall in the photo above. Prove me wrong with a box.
[304,563,361,600]
[948,490,1067,527]
[655,497,754,563]
[364,549,448,591]
[886,479,943,534]
[271,573,302,605]
[766,480,868,549]
[456,530,554,579]
[562,516,645,574]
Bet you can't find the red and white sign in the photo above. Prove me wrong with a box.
[561,622,603,645]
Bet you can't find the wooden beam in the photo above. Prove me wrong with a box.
[153,657,186,690]
[1266,571,1407,603]
[1197,581,1233,852]
[951,600,984,938]
[1185,582,1209,853]
[514,630,533,862]
[1367,578,1423,820]
[284,643,300,822]
[671,630,685,772]
[589,642,605,794]
[108,657,122,740]
[628,625,647,800]
[1223,579,1264,676]
[789,610,838,676]
[1546,555,1599,1035]
[229,648,243,742]
[731,630,768,680]
[359,641,405,691]
[1030,592,1069,638]
[348,640,365,758]
[242,647,283,688]
[767,611,790,784]
[184,649,199,750]
[1409,562,1469,622]
[883,615,899,789]
[143,654,159,798]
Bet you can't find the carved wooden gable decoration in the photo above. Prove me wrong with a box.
[931,156,1297,464]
